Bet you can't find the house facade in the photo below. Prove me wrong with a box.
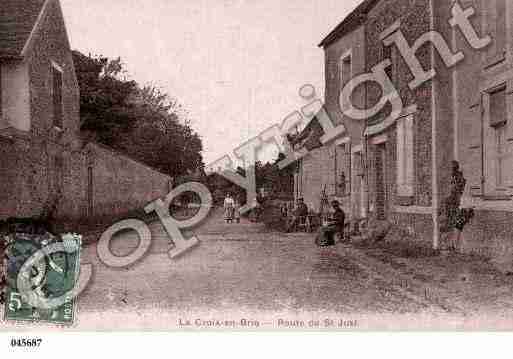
[295,0,513,266]
[0,0,86,220]
[363,0,437,242]
[0,0,171,225]
[293,8,367,218]
[452,0,513,266]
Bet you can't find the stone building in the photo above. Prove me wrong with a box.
[0,0,171,224]
[295,0,513,266]
[451,0,513,267]
[292,2,368,217]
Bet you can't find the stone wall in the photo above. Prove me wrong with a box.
[0,0,172,225]
[0,135,26,219]
[364,0,435,241]
[0,131,87,221]
[85,143,171,218]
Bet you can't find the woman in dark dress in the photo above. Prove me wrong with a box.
[440,161,474,251]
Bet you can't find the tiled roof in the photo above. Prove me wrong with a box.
[318,0,380,48]
[0,0,47,58]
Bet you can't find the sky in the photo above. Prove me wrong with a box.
[60,0,361,165]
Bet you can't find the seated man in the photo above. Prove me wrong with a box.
[316,200,345,246]
[286,198,308,232]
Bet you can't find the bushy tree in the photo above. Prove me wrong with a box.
[205,153,295,206]
[73,51,204,178]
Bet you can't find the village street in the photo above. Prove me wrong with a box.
[4,209,513,330]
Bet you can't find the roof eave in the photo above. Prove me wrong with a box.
[318,16,366,48]
[20,0,53,58]
[318,0,380,48]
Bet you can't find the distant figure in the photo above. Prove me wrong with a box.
[251,197,261,222]
[224,193,235,223]
[234,198,241,224]
[280,203,289,218]
[286,198,308,232]
[256,192,265,207]
[316,200,345,247]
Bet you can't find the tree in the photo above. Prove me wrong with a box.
[205,153,295,206]
[72,51,204,179]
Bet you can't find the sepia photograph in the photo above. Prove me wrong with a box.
[2,0,513,346]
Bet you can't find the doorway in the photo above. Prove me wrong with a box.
[375,144,387,220]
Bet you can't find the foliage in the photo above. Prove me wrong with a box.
[206,153,295,205]
[73,50,204,178]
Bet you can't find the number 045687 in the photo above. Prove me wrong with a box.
[10,338,43,347]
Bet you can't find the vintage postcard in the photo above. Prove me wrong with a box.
[1,0,513,334]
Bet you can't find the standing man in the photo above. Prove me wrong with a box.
[224,193,235,223]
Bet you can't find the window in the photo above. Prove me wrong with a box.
[490,87,507,127]
[396,115,414,197]
[0,65,2,120]
[52,63,63,128]
[339,54,351,87]
[488,87,510,191]
[53,155,64,197]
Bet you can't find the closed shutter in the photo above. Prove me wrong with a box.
[483,86,513,195]
[504,83,513,192]
[490,87,506,127]
[0,66,2,119]
[340,55,351,88]
[487,88,507,194]
[460,99,483,197]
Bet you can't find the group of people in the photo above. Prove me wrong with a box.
[284,160,471,250]
[224,191,347,246]
[286,197,346,247]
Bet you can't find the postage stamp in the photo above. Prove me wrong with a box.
[3,232,82,325]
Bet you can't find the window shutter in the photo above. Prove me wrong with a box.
[340,55,351,88]
[0,65,2,120]
[504,85,513,191]
[404,115,414,192]
[460,98,483,197]
[501,121,513,191]
[396,118,405,188]
[490,87,506,127]
[396,115,414,197]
